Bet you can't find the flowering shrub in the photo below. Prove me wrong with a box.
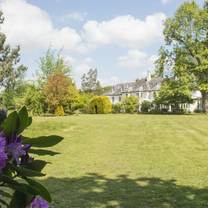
[55,105,65,116]
[88,96,112,114]
[0,107,63,207]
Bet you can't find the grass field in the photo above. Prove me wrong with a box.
[24,114,208,208]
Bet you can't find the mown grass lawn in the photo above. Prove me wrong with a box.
[25,114,208,208]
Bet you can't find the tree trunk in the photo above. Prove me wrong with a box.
[201,91,208,113]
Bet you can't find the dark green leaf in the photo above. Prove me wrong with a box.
[22,135,63,148]
[9,191,29,208]
[0,175,37,196]
[17,106,32,134]
[26,178,51,202]
[11,165,46,177]
[2,111,19,136]
[25,160,48,172]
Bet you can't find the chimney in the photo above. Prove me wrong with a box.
[147,71,151,82]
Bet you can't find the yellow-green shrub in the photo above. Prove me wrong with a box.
[89,96,112,114]
[55,105,65,116]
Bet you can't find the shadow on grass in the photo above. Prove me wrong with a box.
[41,173,208,208]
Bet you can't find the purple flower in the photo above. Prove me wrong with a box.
[21,144,33,165]
[0,135,7,170]
[7,141,26,165]
[29,196,49,208]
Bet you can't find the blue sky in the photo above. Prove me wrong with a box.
[0,0,203,86]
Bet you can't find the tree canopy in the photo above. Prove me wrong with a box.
[156,1,208,112]
[81,68,102,94]
[0,11,27,91]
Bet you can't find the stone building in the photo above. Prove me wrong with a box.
[105,73,202,112]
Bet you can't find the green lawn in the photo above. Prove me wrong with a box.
[25,114,208,208]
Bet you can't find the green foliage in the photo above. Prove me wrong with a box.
[0,12,27,91]
[38,48,71,84]
[55,105,65,116]
[141,101,153,113]
[155,78,193,111]
[81,68,102,95]
[112,103,123,114]
[64,83,80,114]
[43,72,71,113]
[23,84,45,115]
[121,96,139,113]
[156,1,208,112]
[0,107,63,207]
[89,96,112,114]
[0,90,15,110]
[75,93,94,113]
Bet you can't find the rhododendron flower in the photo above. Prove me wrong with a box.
[29,196,49,208]
[0,135,7,170]
[7,137,26,165]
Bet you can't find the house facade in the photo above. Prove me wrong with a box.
[105,73,202,112]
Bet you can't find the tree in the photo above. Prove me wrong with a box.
[141,101,153,113]
[38,48,71,84]
[43,72,72,114]
[155,78,193,112]
[122,96,139,113]
[156,2,208,112]
[0,11,27,107]
[64,82,80,113]
[81,68,102,94]
[23,84,45,115]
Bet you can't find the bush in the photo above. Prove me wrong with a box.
[0,90,15,110]
[194,109,203,113]
[122,96,139,113]
[23,85,45,115]
[55,105,65,116]
[89,96,112,114]
[141,101,152,113]
[112,103,123,113]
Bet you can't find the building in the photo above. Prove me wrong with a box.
[105,73,202,112]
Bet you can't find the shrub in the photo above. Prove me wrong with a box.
[89,96,112,114]
[122,96,139,113]
[141,101,152,113]
[194,109,203,113]
[55,105,65,116]
[112,103,123,113]
[23,85,45,115]
[0,90,15,110]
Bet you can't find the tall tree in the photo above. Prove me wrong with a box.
[81,68,102,94]
[155,77,193,111]
[156,2,208,112]
[0,11,27,91]
[43,71,73,113]
[38,48,71,84]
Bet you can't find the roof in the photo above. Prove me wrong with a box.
[105,76,163,96]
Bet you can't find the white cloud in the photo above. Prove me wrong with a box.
[118,49,157,71]
[65,56,95,75]
[0,0,166,54]
[0,0,85,52]
[82,13,166,49]
[161,0,172,4]
[60,12,88,22]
